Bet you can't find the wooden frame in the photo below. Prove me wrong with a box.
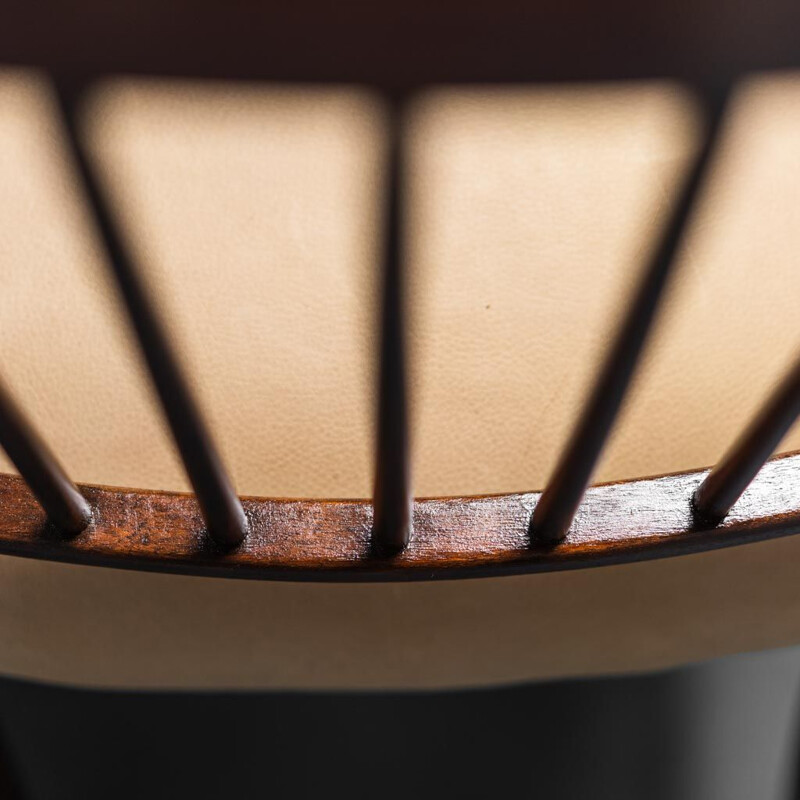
[2,0,800,581]
[0,451,798,582]
[3,0,800,87]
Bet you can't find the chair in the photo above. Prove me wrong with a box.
[1,0,800,698]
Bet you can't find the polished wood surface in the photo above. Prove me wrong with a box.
[2,1,800,577]
[0,452,799,581]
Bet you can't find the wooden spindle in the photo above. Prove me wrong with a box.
[0,379,90,535]
[52,77,248,548]
[530,86,730,544]
[694,355,800,522]
[372,99,412,555]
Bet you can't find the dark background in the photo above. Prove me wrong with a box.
[1,646,799,800]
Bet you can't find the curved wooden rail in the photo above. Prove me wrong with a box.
[4,0,800,87]
[1,452,799,582]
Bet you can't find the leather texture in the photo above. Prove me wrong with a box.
[1,70,799,689]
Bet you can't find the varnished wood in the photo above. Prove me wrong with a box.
[53,78,248,548]
[372,101,412,555]
[1,453,800,582]
[530,88,729,544]
[694,354,800,523]
[0,379,90,535]
[0,2,794,584]
[2,0,800,88]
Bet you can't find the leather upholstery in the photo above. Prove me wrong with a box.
[1,70,799,689]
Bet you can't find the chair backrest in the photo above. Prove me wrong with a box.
[0,0,799,690]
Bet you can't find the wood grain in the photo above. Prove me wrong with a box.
[1,453,799,582]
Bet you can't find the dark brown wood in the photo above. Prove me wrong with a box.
[2,0,800,88]
[0,452,799,582]
[0,2,792,583]
[694,355,800,523]
[0,379,90,535]
[530,87,729,544]
[52,78,248,548]
[372,100,412,555]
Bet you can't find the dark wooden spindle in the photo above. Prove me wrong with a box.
[52,77,248,548]
[372,100,412,555]
[530,86,730,544]
[0,379,90,534]
[694,355,800,522]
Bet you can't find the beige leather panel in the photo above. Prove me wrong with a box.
[2,535,800,690]
[0,70,799,688]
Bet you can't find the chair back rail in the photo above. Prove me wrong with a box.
[1,454,800,581]
[0,2,799,576]
[2,0,800,86]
